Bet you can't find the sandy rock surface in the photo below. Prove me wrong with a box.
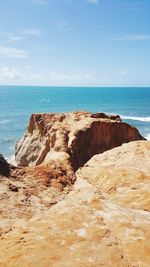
[0,141,149,267]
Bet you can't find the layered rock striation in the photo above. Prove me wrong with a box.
[15,111,145,170]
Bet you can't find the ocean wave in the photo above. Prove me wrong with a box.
[42,99,50,103]
[9,145,15,151]
[0,137,17,144]
[145,133,150,140]
[121,115,150,122]
[0,119,10,124]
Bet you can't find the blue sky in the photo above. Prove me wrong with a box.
[0,0,150,86]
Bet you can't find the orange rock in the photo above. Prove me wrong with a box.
[15,111,144,169]
[0,141,150,267]
[0,110,149,267]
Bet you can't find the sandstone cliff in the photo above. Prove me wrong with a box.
[0,141,150,267]
[0,111,149,267]
[15,111,144,170]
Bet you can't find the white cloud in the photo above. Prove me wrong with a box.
[114,34,150,41]
[41,72,69,82]
[0,29,40,43]
[8,34,24,42]
[0,66,148,86]
[44,72,95,83]
[24,28,41,36]
[25,65,32,69]
[0,66,23,80]
[0,68,96,86]
[0,46,29,59]
[56,22,73,32]
[86,0,99,4]
[29,71,81,83]
[0,31,23,42]
[83,73,94,80]
[0,66,133,86]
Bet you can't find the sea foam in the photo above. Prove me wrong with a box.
[145,133,150,140]
[0,137,16,144]
[121,115,150,122]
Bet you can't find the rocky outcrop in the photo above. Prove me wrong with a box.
[0,154,10,177]
[15,111,145,170]
[0,158,75,229]
[77,140,150,211]
[0,141,150,267]
[0,112,149,266]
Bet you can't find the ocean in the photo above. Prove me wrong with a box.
[0,86,150,160]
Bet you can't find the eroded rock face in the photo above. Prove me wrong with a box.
[0,158,75,229]
[0,141,150,267]
[15,111,145,170]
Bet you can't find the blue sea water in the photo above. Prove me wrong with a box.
[0,85,150,160]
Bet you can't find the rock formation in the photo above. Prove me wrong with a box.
[15,111,145,170]
[0,154,10,177]
[0,111,149,266]
[0,159,75,229]
[0,141,150,267]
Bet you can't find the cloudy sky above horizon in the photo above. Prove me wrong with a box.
[0,0,150,86]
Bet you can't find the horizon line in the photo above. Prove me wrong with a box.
[0,84,150,88]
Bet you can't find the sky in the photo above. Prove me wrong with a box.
[0,0,150,86]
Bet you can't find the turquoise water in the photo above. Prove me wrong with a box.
[0,86,150,159]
